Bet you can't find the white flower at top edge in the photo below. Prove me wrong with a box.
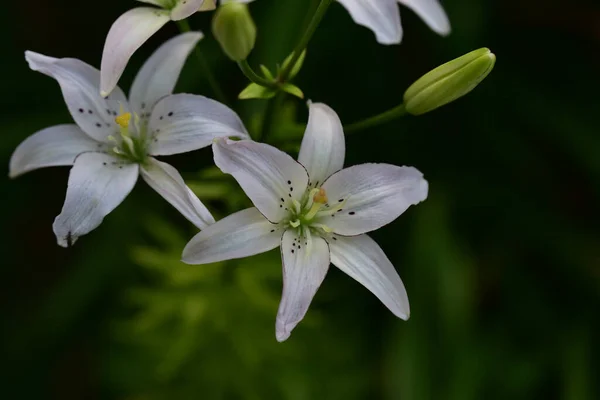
[9,32,249,247]
[182,102,428,342]
[100,0,218,97]
[336,0,451,44]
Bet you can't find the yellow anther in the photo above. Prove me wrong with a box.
[313,188,328,204]
[115,112,132,128]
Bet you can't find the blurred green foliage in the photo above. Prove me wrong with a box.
[0,0,598,399]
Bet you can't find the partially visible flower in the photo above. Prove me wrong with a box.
[336,0,450,45]
[100,0,217,97]
[183,102,428,341]
[212,1,257,61]
[10,33,249,247]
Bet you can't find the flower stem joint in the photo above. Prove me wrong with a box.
[212,2,257,62]
[404,48,496,116]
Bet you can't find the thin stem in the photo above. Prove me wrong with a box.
[259,92,284,142]
[238,60,277,88]
[344,104,408,133]
[176,20,228,104]
[279,0,334,81]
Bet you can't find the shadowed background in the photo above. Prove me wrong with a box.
[1,0,598,399]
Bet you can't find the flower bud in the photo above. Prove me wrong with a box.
[212,2,256,62]
[404,48,496,115]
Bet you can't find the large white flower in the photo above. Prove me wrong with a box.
[100,0,218,97]
[337,0,451,44]
[182,102,428,341]
[10,32,249,247]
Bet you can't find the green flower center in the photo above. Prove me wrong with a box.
[109,111,149,164]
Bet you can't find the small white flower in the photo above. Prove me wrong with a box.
[100,0,218,97]
[182,102,428,341]
[337,0,451,44]
[10,32,249,247]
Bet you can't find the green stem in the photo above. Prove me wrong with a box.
[177,20,228,104]
[238,60,277,88]
[279,0,334,81]
[259,92,284,142]
[344,104,408,133]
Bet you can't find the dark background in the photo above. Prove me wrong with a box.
[1,0,599,399]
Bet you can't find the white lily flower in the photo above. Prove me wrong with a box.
[182,102,428,341]
[10,32,249,247]
[337,0,451,44]
[100,0,218,97]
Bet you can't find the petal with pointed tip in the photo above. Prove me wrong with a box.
[25,51,128,142]
[213,139,309,223]
[298,103,345,186]
[276,230,330,342]
[100,7,170,97]
[182,207,280,264]
[398,0,450,35]
[9,124,101,178]
[53,153,138,247]
[130,32,203,115]
[141,157,215,229]
[148,94,249,155]
[329,234,409,319]
[320,164,428,236]
[337,0,402,44]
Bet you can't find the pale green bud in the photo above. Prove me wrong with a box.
[212,3,256,62]
[404,48,496,115]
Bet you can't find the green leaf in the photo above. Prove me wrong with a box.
[238,83,277,100]
[259,64,274,80]
[281,83,304,99]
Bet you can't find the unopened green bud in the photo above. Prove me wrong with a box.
[212,2,256,61]
[404,48,496,115]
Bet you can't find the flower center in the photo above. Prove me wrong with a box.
[286,187,347,234]
[108,110,148,163]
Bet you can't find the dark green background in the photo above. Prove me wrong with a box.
[1,0,598,399]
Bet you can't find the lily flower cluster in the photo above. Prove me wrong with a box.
[9,0,493,341]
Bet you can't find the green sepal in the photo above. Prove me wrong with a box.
[280,50,307,80]
[281,83,304,99]
[260,65,274,80]
[239,83,277,100]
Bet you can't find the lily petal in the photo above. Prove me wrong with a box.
[320,164,428,236]
[100,7,171,97]
[336,0,402,45]
[25,51,128,143]
[398,0,451,36]
[53,153,139,247]
[129,32,203,116]
[329,234,409,319]
[213,139,309,223]
[9,124,100,178]
[141,157,215,229]
[276,230,330,342]
[148,94,249,156]
[298,103,345,186]
[170,0,205,21]
[182,207,281,264]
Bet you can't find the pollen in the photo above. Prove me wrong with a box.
[313,188,328,204]
[115,112,132,128]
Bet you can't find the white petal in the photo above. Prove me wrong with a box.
[276,230,330,342]
[182,207,281,264]
[100,7,170,97]
[141,157,215,229]
[329,234,409,319]
[398,0,451,35]
[25,51,128,142]
[53,153,139,247]
[170,0,205,20]
[298,102,345,186]
[320,164,428,235]
[213,139,309,223]
[337,0,402,44]
[148,94,249,156]
[129,32,203,115]
[9,124,100,178]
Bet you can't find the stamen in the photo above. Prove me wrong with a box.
[115,112,132,129]
[303,188,320,211]
[304,188,329,220]
[292,199,302,215]
[315,196,349,218]
[311,223,332,233]
[289,219,301,228]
